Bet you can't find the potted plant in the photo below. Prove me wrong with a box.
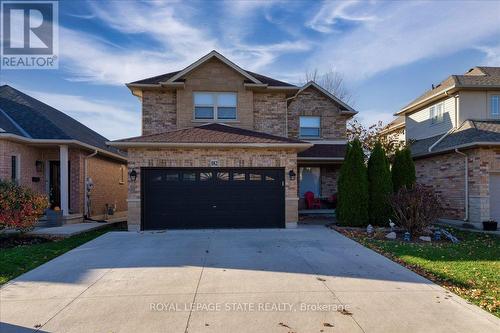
[482,219,498,231]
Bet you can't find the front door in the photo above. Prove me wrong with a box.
[49,161,70,210]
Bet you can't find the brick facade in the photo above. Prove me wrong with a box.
[0,139,127,219]
[126,56,354,230]
[87,156,128,219]
[253,92,287,136]
[415,147,500,225]
[288,86,349,140]
[126,147,298,230]
[320,165,341,196]
[142,90,177,136]
[178,59,255,131]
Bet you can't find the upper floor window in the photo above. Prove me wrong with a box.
[299,116,320,138]
[491,95,499,116]
[194,92,237,120]
[429,102,444,124]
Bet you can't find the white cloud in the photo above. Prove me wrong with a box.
[307,0,377,33]
[56,1,310,86]
[308,0,500,81]
[477,43,500,66]
[26,89,140,140]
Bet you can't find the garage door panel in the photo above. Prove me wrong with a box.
[142,168,285,230]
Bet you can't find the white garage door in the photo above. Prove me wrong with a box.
[490,174,500,222]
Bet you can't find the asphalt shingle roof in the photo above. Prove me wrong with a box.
[113,123,306,144]
[298,144,347,159]
[0,85,123,156]
[410,119,500,158]
[402,66,500,111]
[130,69,296,87]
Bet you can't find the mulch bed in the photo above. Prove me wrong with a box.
[331,225,448,244]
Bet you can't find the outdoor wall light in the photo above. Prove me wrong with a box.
[288,170,296,181]
[129,169,137,182]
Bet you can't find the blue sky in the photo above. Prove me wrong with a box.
[1,0,499,140]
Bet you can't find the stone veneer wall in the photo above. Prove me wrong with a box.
[414,147,500,225]
[126,147,298,230]
[253,92,287,136]
[287,87,349,140]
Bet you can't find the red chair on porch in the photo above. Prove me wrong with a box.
[304,191,321,209]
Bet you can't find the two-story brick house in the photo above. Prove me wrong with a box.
[109,51,356,231]
[396,66,500,228]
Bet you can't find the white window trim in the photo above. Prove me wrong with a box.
[491,95,500,116]
[193,92,238,121]
[429,102,444,125]
[299,116,321,138]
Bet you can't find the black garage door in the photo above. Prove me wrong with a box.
[141,168,285,230]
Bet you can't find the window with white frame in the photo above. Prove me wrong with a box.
[491,95,499,116]
[429,102,444,124]
[299,116,321,138]
[194,92,237,120]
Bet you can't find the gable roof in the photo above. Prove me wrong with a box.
[410,119,500,158]
[398,66,500,115]
[129,50,297,88]
[294,81,357,115]
[0,85,125,159]
[109,123,310,149]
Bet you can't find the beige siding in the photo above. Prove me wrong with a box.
[459,90,500,123]
[406,95,457,140]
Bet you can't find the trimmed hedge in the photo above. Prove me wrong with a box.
[392,147,416,192]
[368,142,393,226]
[337,139,369,227]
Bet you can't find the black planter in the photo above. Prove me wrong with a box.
[482,221,498,231]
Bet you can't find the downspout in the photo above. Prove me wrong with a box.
[84,150,98,219]
[455,149,468,222]
[429,127,455,152]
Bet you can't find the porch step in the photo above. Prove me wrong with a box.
[299,209,335,216]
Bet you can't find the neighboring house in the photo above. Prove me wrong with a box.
[396,66,500,228]
[109,50,356,231]
[379,116,406,145]
[0,85,128,223]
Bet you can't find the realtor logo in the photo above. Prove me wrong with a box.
[1,0,59,69]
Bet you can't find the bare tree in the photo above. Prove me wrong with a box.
[303,69,354,105]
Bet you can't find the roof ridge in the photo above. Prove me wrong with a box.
[0,104,31,137]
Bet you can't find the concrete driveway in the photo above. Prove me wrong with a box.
[1,226,498,333]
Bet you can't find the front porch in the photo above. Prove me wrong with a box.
[2,140,92,224]
[296,143,345,215]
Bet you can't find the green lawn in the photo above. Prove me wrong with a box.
[340,228,500,317]
[0,226,121,285]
